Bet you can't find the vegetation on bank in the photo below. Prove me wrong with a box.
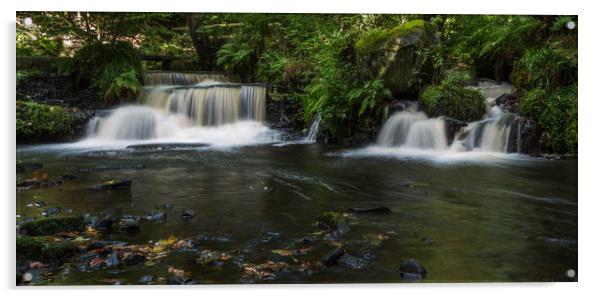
[16,100,74,143]
[16,13,577,153]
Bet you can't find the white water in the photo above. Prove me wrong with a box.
[304,114,322,142]
[73,76,278,149]
[142,71,240,85]
[357,80,520,159]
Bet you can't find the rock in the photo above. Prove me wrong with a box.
[41,207,62,217]
[317,212,346,231]
[95,215,114,230]
[338,254,370,269]
[346,206,392,214]
[146,211,167,222]
[441,116,467,145]
[138,275,155,284]
[34,200,46,208]
[18,216,84,236]
[495,91,520,114]
[197,250,220,265]
[320,246,345,267]
[16,236,77,264]
[122,253,145,266]
[399,259,427,280]
[80,253,99,260]
[161,203,173,210]
[167,276,194,285]
[181,208,195,219]
[357,20,439,97]
[90,180,131,190]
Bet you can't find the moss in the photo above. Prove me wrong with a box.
[16,100,74,143]
[19,216,84,236]
[16,236,78,264]
[420,80,485,122]
[317,212,346,230]
[355,19,426,55]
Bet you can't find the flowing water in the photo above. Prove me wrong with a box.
[16,78,577,284]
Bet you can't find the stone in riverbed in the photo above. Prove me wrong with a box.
[138,275,155,284]
[122,253,145,266]
[320,246,345,267]
[94,215,115,230]
[146,211,167,222]
[181,208,195,219]
[399,259,427,280]
[338,254,370,270]
[167,276,195,285]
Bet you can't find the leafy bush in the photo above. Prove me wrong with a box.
[16,101,74,143]
[65,41,142,102]
[419,79,485,122]
[520,84,577,154]
[512,46,577,92]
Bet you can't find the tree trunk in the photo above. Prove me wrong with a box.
[186,14,216,70]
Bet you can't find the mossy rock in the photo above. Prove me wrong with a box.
[16,236,78,264]
[19,216,84,236]
[317,212,346,230]
[419,80,486,122]
[356,19,439,96]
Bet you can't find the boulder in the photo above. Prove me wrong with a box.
[357,20,439,97]
[18,216,84,236]
[441,116,467,145]
[399,259,427,280]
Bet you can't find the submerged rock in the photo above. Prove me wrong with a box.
[17,236,77,264]
[90,180,132,190]
[338,254,370,270]
[94,215,115,230]
[399,259,427,280]
[321,246,345,267]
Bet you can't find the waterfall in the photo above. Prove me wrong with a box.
[142,71,240,85]
[83,71,272,144]
[304,114,321,142]
[375,80,520,154]
[376,111,447,150]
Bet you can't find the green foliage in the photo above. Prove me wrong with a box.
[66,41,142,102]
[16,101,74,143]
[520,84,577,154]
[420,79,485,122]
[19,216,84,236]
[355,19,425,55]
[512,46,577,92]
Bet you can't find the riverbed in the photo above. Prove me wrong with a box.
[16,141,577,284]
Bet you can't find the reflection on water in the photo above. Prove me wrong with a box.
[16,143,577,283]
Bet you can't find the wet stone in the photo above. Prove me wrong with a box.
[146,211,167,222]
[138,275,155,284]
[123,253,145,266]
[41,207,62,217]
[167,276,194,285]
[399,259,427,280]
[181,208,195,219]
[321,246,345,267]
[346,206,392,214]
[338,254,370,270]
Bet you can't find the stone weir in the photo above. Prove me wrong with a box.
[142,70,241,86]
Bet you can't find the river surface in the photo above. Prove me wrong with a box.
[16,141,578,284]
